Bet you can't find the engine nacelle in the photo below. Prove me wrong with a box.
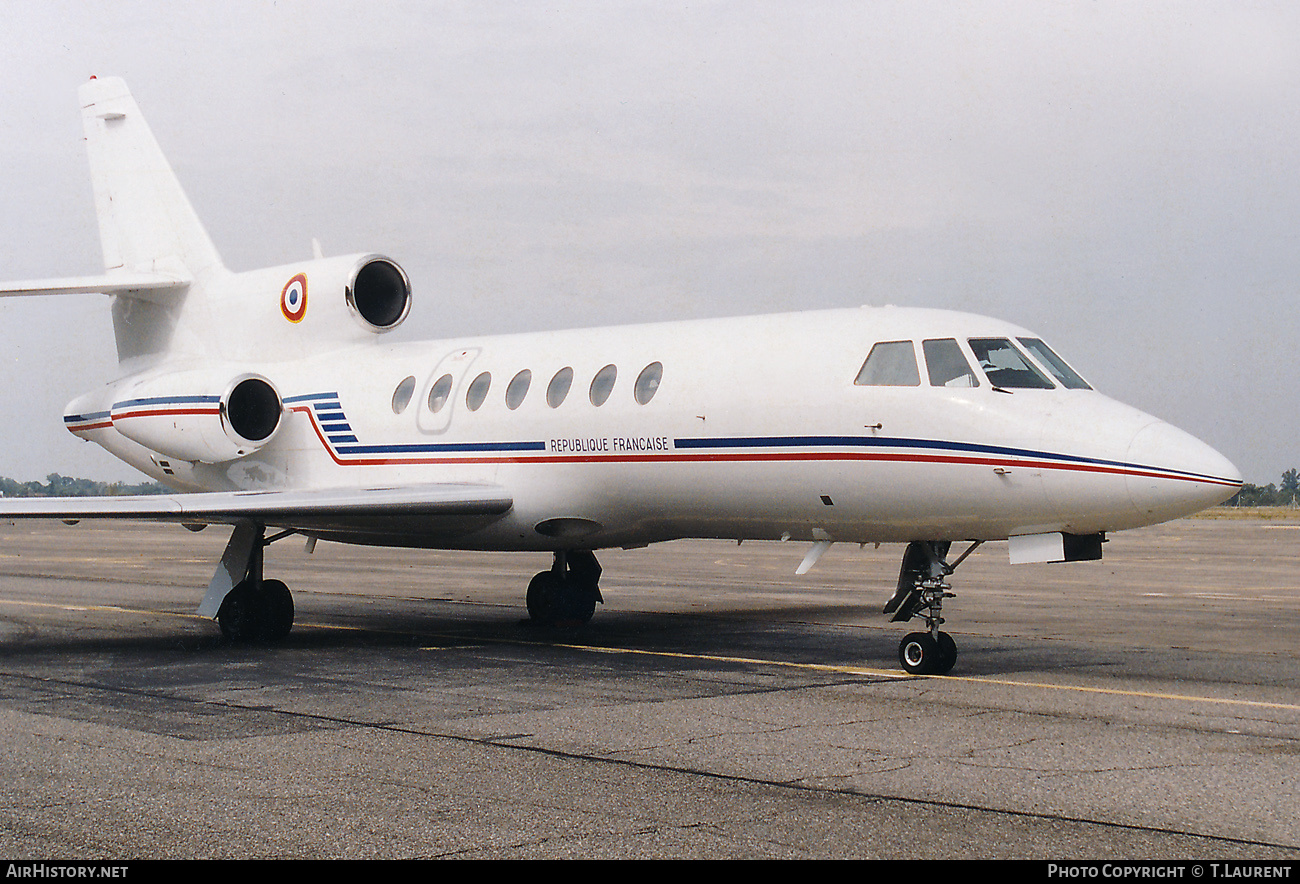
[110,373,283,463]
[344,255,412,332]
[192,253,414,360]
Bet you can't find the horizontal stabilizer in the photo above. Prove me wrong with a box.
[0,271,188,298]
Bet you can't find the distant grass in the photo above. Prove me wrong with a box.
[1193,506,1300,520]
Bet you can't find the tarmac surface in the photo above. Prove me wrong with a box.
[0,514,1297,859]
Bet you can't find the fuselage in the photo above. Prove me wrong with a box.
[64,304,1242,551]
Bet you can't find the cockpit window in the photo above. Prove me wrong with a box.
[854,341,920,386]
[1017,338,1092,390]
[967,338,1055,389]
[922,339,978,388]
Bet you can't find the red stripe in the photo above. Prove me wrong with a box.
[290,406,1238,487]
[112,407,221,421]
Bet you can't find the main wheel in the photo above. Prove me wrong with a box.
[899,632,939,675]
[217,580,258,642]
[554,579,598,626]
[217,579,294,643]
[259,579,295,642]
[526,570,598,626]
[526,570,563,625]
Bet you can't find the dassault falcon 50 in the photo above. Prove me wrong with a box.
[0,78,1242,674]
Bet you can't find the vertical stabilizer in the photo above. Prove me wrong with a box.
[80,77,224,279]
[78,77,228,364]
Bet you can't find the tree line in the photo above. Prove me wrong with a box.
[0,474,166,498]
[1225,468,1299,507]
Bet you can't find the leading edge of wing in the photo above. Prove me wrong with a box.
[0,483,514,526]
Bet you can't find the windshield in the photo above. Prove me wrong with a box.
[967,338,1055,389]
[1017,337,1092,390]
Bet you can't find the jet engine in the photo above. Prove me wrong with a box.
[110,373,284,463]
[344,255,411,332]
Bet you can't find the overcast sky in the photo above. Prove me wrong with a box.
[0,1,1296,485]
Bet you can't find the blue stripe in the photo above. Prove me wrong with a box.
[334,440,546,454]
[64,411,110,422]
[284,392,340,403]
[673,435,1223,483]
[113,395,220,408]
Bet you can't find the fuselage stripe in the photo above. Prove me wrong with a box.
[286,399,1240,488]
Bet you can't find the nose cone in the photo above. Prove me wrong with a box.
[1125,421,1242,524]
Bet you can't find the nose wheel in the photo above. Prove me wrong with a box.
[884,540,979,675]
[898,629,957,676]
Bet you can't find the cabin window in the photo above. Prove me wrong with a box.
[427,373,453,413]
[634,362,663,405]
[922,339,978,388]
[547,367,574,408]
[967,338,1055,389]
[391,376,416,413]
[590,364,617,406]
[1017,338,1092,390]
[505,369,532,410]
[466,371,492,411]
[854,341,920,386]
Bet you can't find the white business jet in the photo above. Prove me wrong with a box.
[0,78,1241,674]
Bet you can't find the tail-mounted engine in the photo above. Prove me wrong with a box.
[244,252,412,340]
[345,255,411,332]
[110,373,283,463]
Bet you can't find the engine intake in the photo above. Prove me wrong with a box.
[223,376,282,444]
[348,256,411,331]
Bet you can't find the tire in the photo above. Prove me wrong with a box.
[899,632,939,675]
[526,569,598,626]
[934,631,958,675]
[526,570,562,625]
[217,581,258,642]
[217,579,294,643]
[555,580,598,626]
[259,579,294,642]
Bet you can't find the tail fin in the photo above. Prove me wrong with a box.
[80,76,224,279]
[0,78,228,364]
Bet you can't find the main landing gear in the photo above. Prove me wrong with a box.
[212,525,296,643]
[526,550,603,627]
[883,540,981,675]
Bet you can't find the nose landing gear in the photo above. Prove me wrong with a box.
[884,540,980,675]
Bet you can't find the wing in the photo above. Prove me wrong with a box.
[0,483,514,543]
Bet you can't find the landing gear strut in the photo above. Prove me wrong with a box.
[214,525,296,643]
[526,550,603,626]
[883,540,981,675]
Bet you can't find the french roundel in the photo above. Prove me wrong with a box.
[280,273,308,323]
